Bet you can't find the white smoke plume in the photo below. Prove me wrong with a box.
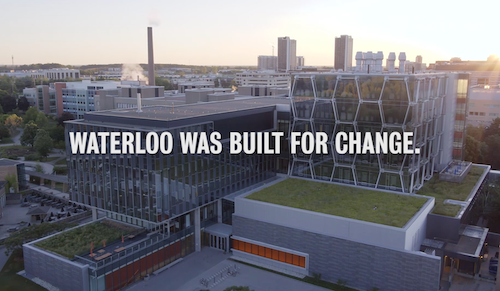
[148,11,161,27]
[120,64,148,82]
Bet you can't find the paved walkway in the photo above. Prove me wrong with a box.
[126,248,329,291]
[126,248,229,291]
[0,128,23,147]
[449,275,496,291]
[23,161,54,175]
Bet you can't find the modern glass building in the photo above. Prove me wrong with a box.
[24,71,476,291]
[289,72,468,193]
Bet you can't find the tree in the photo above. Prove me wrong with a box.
[49,125,65,142]
[21,121,38,147]
[24,107,39,124]
[483,118,500,140]
[0,124,10,139]
[485,134,500,170]
[5,173,18,192]
[17,96,30,111]
[34,163,44,174]
[57,112,74,126]
[0,89,9,99]
[34,129,53,158]
[465,135,485,164]
[4,114,22,134]
[155,77,175,90]
[1,95,17,113]
[35,113,49,129]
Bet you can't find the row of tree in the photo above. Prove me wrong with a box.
[464,118,500,169]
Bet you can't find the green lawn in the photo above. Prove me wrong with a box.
[0,136,14,145]
[0,250,47,291]
[246,178,428,227]
[35,221,135,259]
[417,166,486,216]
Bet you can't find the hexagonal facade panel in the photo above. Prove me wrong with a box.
[289,73,448,193]
[358,76,384,101]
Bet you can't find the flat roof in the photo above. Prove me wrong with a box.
[0,158,23,166]
[417,165,488,217]
[80,96,289,122]
[34,219,141,259]
[245,178,428,228]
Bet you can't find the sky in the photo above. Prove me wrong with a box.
[0,0,499,67]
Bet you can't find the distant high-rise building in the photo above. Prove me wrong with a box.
[416,55,423,63]
[277,36,297,72]
[296,56,304,68]
[258,55,277,71]
[334,35,353,71]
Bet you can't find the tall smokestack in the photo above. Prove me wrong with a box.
[147,27,155,86]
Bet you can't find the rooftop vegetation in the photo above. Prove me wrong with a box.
[246,178,428,227]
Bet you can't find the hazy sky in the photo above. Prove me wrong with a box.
[1,0,498,66]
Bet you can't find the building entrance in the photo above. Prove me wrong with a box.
[203,223,233,252]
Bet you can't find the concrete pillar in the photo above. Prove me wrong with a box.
[40,178,44,186]
[217,199,223,223]
[194,208,201,252]
[51,180,55,189]
[62,183,68,192]
[92,208,97,221]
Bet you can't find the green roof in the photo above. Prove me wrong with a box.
[35,220,136,259]
[417,165,487,217]
[246,178,428,228]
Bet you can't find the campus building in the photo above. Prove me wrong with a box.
[257,56,277,71]
[334,35,353,72]
[235,71,291,87]
[55,80,164,118]
[23,71,494,291]
[467,84,500,126]
[1,68,80,80]
[277,36,297,72]
[23,85,57,114]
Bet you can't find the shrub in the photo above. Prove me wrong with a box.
[5,154,18,160]
[25,153,40,161]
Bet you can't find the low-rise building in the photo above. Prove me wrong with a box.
[177,81,215,93]
[235,71,290,87]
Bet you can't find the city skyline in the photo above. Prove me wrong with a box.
[0,0,498,66]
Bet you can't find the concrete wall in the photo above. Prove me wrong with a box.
[426,213,461,242]
[439,73,457,168]
[233,215,442,291]
[235,191,433,251]
[23,244,89,291]
[404,196,434,250]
